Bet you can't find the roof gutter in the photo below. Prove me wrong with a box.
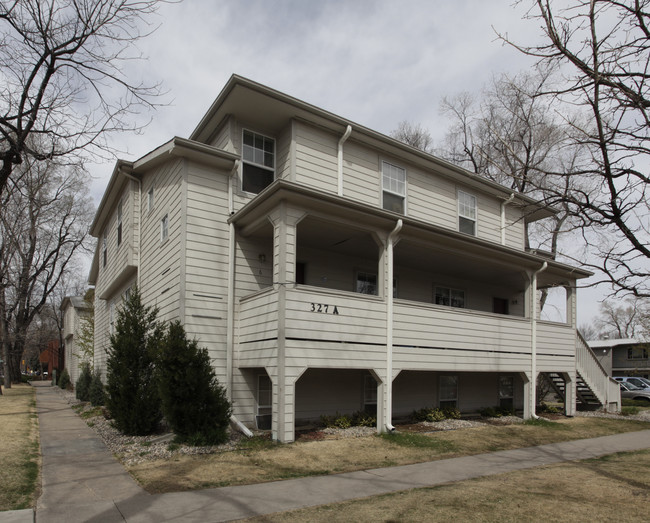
[501,193,515,245]
[338,125,352,196]
[385,219,402,432]
[529,261,547,420]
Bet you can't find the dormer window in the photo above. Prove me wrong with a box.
[382,161,406,214]
[242,129,275,194]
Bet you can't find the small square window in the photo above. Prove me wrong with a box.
[356,271,378,295]
[435,286,465,308]
[148,187,154,212]
[160,214,168,242]
[102,231,107,268]
[117,200,123,246]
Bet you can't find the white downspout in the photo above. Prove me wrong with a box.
[122,171,142,289]
[500,193,515,246]
[226,160,251,437]
[338,125,352,196]
[530,261,547,419]
[385,219,402,432]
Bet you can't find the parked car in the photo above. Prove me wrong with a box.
[619,382,650,402]
[613,376,650,390]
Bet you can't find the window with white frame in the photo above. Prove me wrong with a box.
[160,214,168,242]
[458,190,477,235]
[498,375,514,410]
[242,129,275,194]
[117,199,123,246]
[257,375,272,416]
[439,375,458,409]
[356,271,378,295]
[363,374,377,415]
[102,231,107,268]
[148,187,154,212]
[434,286,465,308]
[382,161,406,214]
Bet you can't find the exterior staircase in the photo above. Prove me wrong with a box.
[545,333,621,412]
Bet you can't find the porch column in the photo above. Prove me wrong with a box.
[267,204,305,443]
[520,371,534,419]
[565,284,576,328]
[561,371,576,417]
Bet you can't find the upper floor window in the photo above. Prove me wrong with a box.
[160,214,169,242]
[435,286,465,308]
[102,231,107,268]
[628,347,648,360]
[148,187,154,212]
[382,161,406,214]
[242,129,274,194]
[458,190,477,236]
[117,200,123,246]
[356,271,378,295]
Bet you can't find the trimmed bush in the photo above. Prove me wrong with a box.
[89,372,106,406]
[157,321,232,446]
[75,362,92,401]
[106,287,164,436]
[58,369,71,390]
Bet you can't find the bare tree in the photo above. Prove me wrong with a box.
[595,298,649,340]
[499,0,650,298]
[438,67,584,256]
[390,121,434,153]
[0,156,93,385]
[0,0,170,198]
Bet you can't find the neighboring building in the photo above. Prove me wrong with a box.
[89,75,617,442]
[39,340,60,378]
[61,296,93,385]
[588,338,650,379]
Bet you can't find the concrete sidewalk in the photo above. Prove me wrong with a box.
[6,383,650,522]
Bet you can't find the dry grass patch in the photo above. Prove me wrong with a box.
[0,385,40,510]
[128,416,649,494]
[246,449,650,522]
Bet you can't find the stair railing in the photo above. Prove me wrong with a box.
[576,332,621,412]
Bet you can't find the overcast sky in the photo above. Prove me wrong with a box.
[88,0,607,324]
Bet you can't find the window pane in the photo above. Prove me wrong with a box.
[498,376,514,398]
[356,272,377,295]
[435,287,450,306]
[450,289,465,308]
[242,130,275,170]
[440,375,458,401]
[459,216,475,235]
[383,191,404,213]
[243,163,274,194]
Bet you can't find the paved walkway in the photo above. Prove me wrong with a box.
[3,383,650,522]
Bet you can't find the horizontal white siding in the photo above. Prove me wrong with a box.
[294,121,338,193]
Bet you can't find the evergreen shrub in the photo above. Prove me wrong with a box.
[58,368,71,390]
[76,362,92,401]
[106,287,164,435]
[89,372,106,406]
[157,321,232,446]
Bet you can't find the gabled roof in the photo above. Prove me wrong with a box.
[191,74,556,222]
